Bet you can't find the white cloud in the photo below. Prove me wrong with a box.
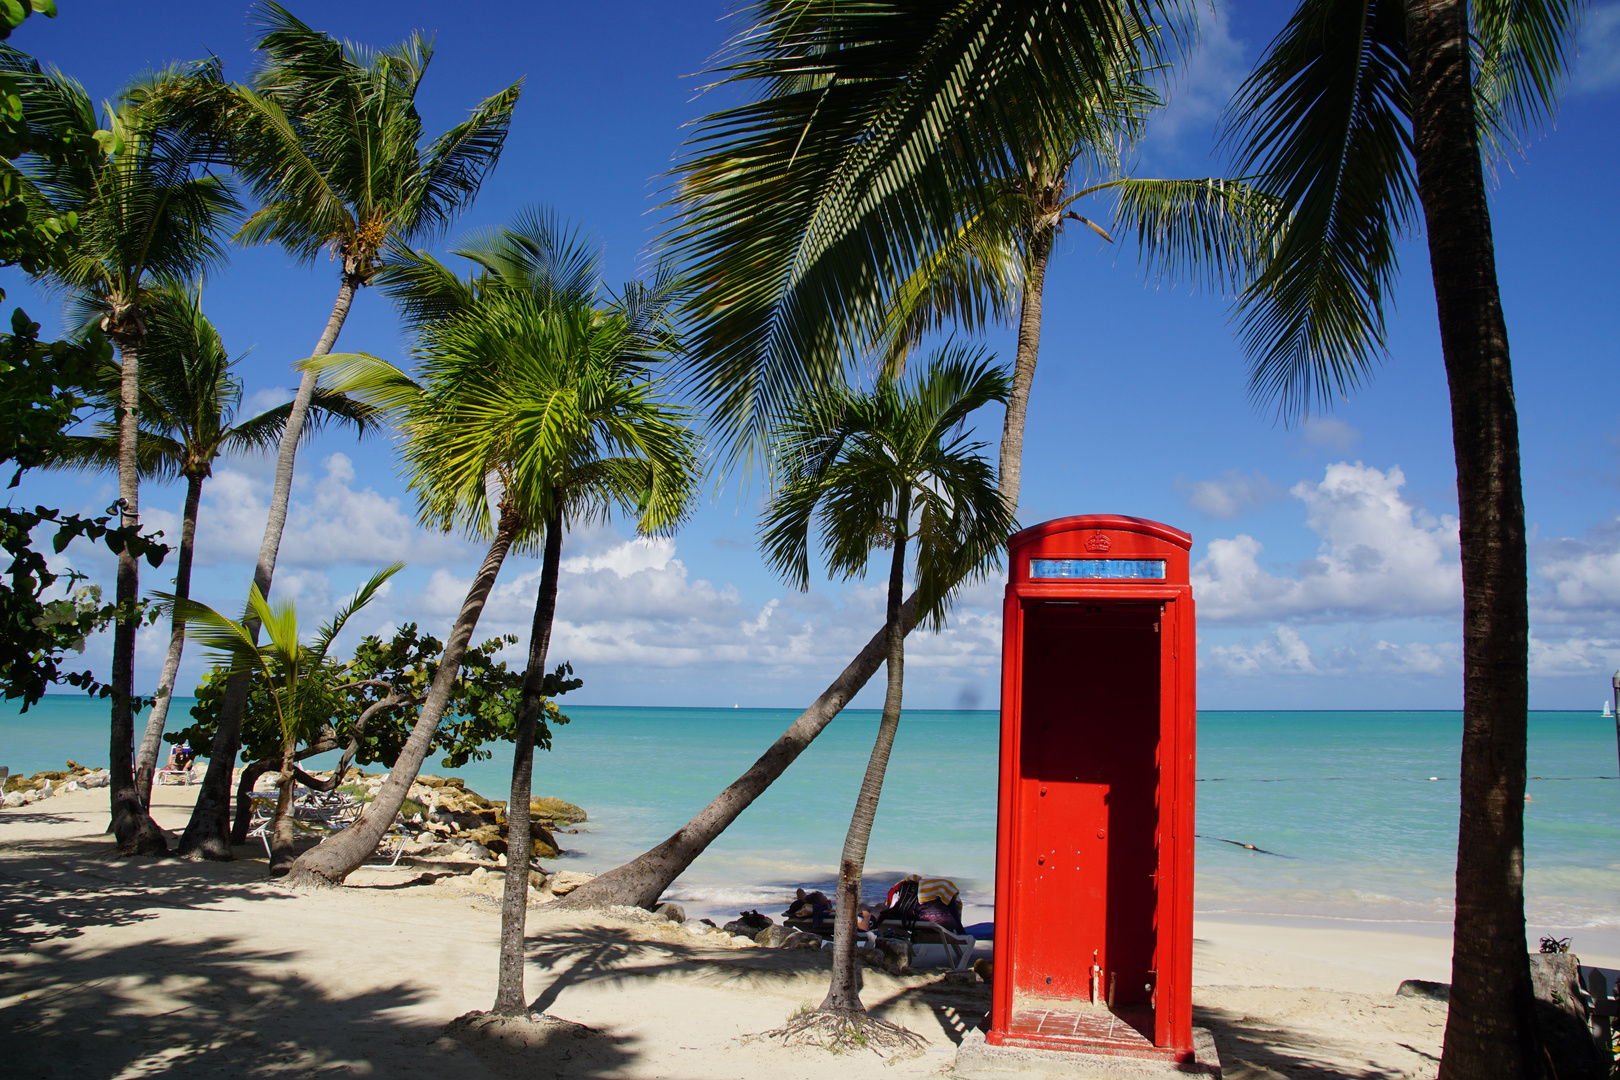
[1368,638,1460,676]
[1576,4,1620,92]
[148,453,469,571]
[1528,632,1620,676]
[1139,0,1247,162]
[1193,462,1461,623]
[242,385,300,418]
[1176,469,1280,519]
[1202,629,1462,680]
[1207,625,1319,676]
[1533,518,1620,621]
[411,534,1005,686]
[1300,417,1361,454]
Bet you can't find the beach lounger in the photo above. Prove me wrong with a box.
[869,918,977,970]
[781,916,878,951]
[244,787,409,866]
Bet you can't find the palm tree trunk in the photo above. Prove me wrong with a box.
[555,591,921,910]
[135,471,203,807]
[823,511,910,1014]
[107,326,167,856]
[284,505,521,889]
[268,738,298,876]
[997,227,1052,513]
[494,510,565,1016]
[180,277,359,861]
[1407,0,1539,1076]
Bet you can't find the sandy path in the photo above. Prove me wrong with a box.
[0,785,1597,1079]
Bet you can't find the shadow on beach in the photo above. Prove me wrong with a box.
[0,816,639,1078]
[518,916,994,1048]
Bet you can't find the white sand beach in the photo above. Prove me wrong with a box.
[2,784,1612,1080]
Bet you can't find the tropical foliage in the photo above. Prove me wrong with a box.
[45,281,375,803]
[177,0,522,862]
[3,43,238,854]
[290,209,701,1014]
[563,0,1267,912]
[159,563,401,874]
[285,211,699,917]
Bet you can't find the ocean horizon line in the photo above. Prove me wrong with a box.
[18,694,1600,715]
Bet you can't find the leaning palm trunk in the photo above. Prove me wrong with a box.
[564,346,1038,913]
[494,512,564,1016]
[284,506,519,888]
[556,592,920,910]
[106,324,168,855]
[180,279,358,860]
[135,472,204,807]
[1408,0,1538,1075]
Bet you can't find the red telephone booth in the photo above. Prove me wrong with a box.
[988,515,1202,1067]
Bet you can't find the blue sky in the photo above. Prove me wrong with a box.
[4,0,1618,712]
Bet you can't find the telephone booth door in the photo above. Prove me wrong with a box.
[989,515,1197,1064]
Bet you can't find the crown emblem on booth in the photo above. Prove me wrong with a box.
[1084,531,1111,552]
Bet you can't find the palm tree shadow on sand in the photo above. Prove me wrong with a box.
[0,842,636,1079]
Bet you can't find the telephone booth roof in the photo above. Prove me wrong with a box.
[1008,514,1191,552]
[1006,515,1193,589]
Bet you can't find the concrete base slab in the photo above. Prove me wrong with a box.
[952,1025,1221,1079]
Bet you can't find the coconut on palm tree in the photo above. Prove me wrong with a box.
[161,563,401,875]
[2,49,240,854]
[758,345,1013,1049]
[45,281,375,807]
[563,0,1265,912]
[179,1,522,861]
[1221,0,1581,1072]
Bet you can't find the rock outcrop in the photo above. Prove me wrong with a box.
[1,762,110,804]
[296,768,579,860]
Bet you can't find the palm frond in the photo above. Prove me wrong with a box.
[374,243,479,330]
[239,2,520,273]
[407,79,522,243]
[760,341,1013,625]
[224,386,379,457]
[667,0,1193,468]
[310,561,403,663]
[1221,0,1414,420]
[1472,0,1581,160]
[299,351,424,420]
[1107,176,1279,295]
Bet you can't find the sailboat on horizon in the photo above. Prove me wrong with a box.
[1604,700,1614,719]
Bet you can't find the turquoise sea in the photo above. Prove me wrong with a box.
[3,700,1617,938]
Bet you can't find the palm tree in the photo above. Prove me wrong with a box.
[45,282,375,808]
[179,1,522,861]
[759,346,1013,1049]
[1219,0,1580,1073]
[161,563,401,875]
[2,50,240,854]
[281,215,702,1024]
[562,0,1265,912]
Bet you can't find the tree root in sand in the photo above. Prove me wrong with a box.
[436,1010,615,1075]
[756,1007,926,1056]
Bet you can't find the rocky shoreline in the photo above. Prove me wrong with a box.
[2,761,111,804]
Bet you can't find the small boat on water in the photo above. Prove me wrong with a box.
[1604,701,1614,719]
